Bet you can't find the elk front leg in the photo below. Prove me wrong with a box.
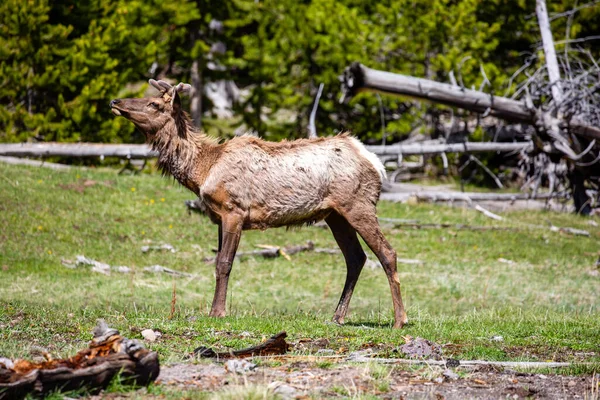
[209,215,243,317]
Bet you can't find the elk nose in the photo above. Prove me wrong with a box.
[110,99,121,108]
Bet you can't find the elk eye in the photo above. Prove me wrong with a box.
[149,102,160,109]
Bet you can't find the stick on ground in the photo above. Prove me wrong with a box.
[193,332,290,359]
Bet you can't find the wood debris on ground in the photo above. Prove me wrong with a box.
[0,320,159,399]
[141,243,176,253]
[203,242,317,263]
[192,331,290,359]
[61,255,191,277]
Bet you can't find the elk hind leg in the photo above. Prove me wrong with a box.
[326,211,367,325]
[342,206,408,328]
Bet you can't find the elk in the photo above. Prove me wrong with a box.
[110,80,408,328]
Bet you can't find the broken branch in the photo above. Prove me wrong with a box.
[193,331,290,359]
[203,241,315,263]
[340,63,600,141]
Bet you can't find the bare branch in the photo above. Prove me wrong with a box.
[553,35,600,47]
[549,0,600,21]
[469,155,504,189]
[474,204,504,220]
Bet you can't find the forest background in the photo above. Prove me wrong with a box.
[1,0,599,149]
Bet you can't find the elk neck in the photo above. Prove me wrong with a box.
[150,112,221,194]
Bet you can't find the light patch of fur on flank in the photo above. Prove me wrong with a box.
[348,136,386,183]
[200,135,382,229]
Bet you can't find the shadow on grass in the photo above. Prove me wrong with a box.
[343,320,400,329]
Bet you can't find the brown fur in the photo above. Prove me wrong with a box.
[110,81,408,328]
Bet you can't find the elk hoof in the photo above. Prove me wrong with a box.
[393,316,409,329]
[208,310,226,318]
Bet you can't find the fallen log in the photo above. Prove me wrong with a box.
[0,141,532,161]
[365,141,532,156]
[192,332,290,359]
[386,222,519,232]
[340,62,600,141]
[0,320,159,399]
[0,143,157,159]
[380,191,567,203]
[385,218,589,237]
[0,156,75,170]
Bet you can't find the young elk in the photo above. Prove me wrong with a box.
[110,80,408,328]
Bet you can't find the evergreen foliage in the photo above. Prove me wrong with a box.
[0,0,598,143]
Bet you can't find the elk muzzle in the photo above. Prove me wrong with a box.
[110,99,123,116]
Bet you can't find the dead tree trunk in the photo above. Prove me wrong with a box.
[340,62,600,213]
[536,0,593,214]
[536,0,563,105]
[340,63,600,142]
[570,169,592,214]
[190,59,202,129]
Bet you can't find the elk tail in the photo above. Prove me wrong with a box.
[349,137,387,183]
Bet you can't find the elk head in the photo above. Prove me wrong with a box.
[110,80,192,139]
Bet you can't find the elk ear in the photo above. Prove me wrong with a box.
[175,83,192,95]
[170,83,191,109]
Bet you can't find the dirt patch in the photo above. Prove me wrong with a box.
[58,180,114,193]
[157,360,595,399]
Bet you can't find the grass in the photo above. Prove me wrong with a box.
[1,162,599,395]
